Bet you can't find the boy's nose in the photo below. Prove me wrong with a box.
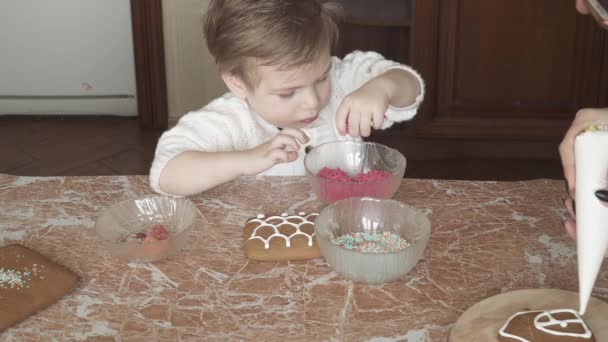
[304,89,320,109]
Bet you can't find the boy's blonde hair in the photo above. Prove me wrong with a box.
[204,0,342,87]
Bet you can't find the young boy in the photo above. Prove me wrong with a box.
[150,0,425,196]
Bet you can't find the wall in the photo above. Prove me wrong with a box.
[162,0,227,126]
[0,0,137,116]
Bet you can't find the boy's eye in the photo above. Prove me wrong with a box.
[278,93,294,99]
[318,75,328,82]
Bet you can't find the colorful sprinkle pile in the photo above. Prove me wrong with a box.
[331,232,410,253]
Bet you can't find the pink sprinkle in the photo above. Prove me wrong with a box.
[317,167,391,183]
[315,167,396,202]
[318,167,351,182]
[353,169,392,182]
[149,225,169,240]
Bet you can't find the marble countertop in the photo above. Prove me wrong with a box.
[0,174,606,341]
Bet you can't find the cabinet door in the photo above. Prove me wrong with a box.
[335,0,412,62]
[412,0,608,140]
[337,0,608,179]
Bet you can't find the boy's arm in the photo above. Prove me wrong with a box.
[370,68,420,109]
[158,150,249,196]
[376,66,424,127]
[157,126,307,196]
[149,110,235,196]
[150,106,307,196]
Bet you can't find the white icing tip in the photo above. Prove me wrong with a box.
[257,214,265,219]
[281,213,288,216]
[298,212,306,215]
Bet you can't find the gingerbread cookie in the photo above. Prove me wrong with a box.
[0,244,80,331]
[244,212,321,261]
[498,309,595,341]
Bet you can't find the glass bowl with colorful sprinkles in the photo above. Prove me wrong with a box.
[95,196,198,263]
[315,197,430,284]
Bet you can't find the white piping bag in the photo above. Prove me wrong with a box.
[575,129,608,315]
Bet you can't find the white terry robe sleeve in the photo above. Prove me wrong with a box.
[333,50,425,129]
[149,96,253,195]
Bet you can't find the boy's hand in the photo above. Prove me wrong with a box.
[243,128,309,175]
[336,77,390,138]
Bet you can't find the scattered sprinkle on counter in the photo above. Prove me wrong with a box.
[1,268,28,289]
[331,232,411,253]
[0,265,44,290]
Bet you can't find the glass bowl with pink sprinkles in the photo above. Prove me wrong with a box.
[315,197,430,284]
[304,141,406,203]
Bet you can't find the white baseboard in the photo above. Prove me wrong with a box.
[0,97,137,116]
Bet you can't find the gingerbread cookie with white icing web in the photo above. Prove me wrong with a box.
[244,212,321,261]
[498,309,595,341]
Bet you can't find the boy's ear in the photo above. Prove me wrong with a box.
[221,73,249,100]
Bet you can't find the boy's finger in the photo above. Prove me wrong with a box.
[279,128,309,144]
[348,110,361,138]
[359,111,372,137]
[372,111,384,129]
[335,102,350,135]
[269,149,298,164]
[271,134,299,151]
[286,150,298,162]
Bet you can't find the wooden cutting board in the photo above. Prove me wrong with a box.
[449,289,608,342]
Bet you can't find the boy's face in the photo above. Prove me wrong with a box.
[239,52,332,129]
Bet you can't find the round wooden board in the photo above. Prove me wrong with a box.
[449,289,608,342]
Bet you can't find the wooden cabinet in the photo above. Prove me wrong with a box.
[336,0,608,180]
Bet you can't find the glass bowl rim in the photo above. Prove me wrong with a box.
[94,195,197,240]
[315,196,431,256]
[303,141,406,185]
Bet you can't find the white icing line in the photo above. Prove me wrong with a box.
[499,310,539,342]
[533,309,592,339]
[247,213,318,250]
[499,309,593,341]
[249,231,291,248]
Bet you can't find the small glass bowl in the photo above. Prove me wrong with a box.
[95,196,197,263]
[315,197,430,284]
[304,141,406,203]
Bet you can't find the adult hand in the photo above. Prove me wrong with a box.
[576,0,608,26]
[576,0,590,14]
[559,108,608,195]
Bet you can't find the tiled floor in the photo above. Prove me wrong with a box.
[0,116,163,176]
[0,115,563,180]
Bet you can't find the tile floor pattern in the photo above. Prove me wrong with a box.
[0,116,163,176]
[0,115,563,180]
